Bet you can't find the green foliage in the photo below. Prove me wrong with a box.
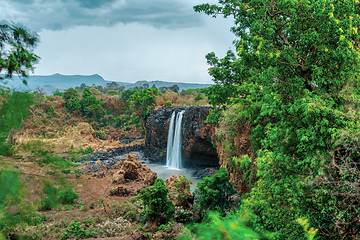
[0,208,46,238]
[46,106,55,114]
[39,182,58,210]
[0,90,34,155]
[80,88,104,120]
[95,130,106,140]
[159,84,179,93]
[0,22,39,82]
[98,198,104,208]
[124,211,136,222]
[179,211,272,240]
[194,168,236,216]
[165,100,172,107]
[194,93,204,101]
[83,146,93,154]
[126,88,160,122]
[173,176,192,207]
[39,154,74,169]
[0,172,46,238]
[54,91,63,97]
[138,178,175,224]
[195,0,360,238]
[61,221,94,240]
[58,187,79,205]
[0,171,20,210]
[107,90,119,95]
[296,218,318,240]
[89,201,95,209]
[63,88,80,112]
[205,107,222,124]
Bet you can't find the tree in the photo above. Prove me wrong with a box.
[195,0,360,239]
[138,178,175,224]
[0,22,39,84]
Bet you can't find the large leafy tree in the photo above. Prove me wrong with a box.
[195,0,360,239]
[0,22,39,83]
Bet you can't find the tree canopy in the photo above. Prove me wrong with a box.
[0,22,39,84]
[195,0,360,239]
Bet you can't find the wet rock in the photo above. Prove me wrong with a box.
[193,167,218,179]
[145,106,220,167]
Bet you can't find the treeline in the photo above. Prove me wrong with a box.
[74,82,181,95]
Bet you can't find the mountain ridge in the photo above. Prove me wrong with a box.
[0,74,212,94]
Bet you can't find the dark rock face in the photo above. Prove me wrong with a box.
[145,106,219,167]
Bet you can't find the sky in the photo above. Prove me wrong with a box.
[2,0,236,84]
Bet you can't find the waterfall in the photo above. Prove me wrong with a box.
[166,110,185,169]
[166,111,176,165]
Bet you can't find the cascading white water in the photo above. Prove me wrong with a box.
[166,111,176,166]
[166,110,185,169]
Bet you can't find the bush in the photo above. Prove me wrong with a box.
[165,101,172,107]
[40,197,55,211]
[179,211,271,240]
[39,182,58,210]
[194,168,237,216]
[124,211,136,222]
[95,130,106,140]
[83,146,93,154]
[58,187,79,205]
[138,178,175,224]
[61,221,93,240]
[47,106,55,114]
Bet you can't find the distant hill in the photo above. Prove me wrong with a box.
[0,74,212,94]
[123,80,212,92]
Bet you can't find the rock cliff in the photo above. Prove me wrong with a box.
[145,106,219,167]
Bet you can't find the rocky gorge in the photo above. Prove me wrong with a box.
[144,106,219,168]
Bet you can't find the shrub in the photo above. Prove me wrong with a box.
[138,178,175,224]
[165,101,172,107]
[47,106,55,114]
[61,221,93,240]
[95,130,106,140]
[194,93,204,101]
[179,211,271,240]
[89,201,95,209]
[83,146,93,154]
[58,187,79,205]
[194,168,237,216]
[40,197,54,211]
[124,211,136,222]
[39,182,58,210]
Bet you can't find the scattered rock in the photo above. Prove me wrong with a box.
[110,186,131,197]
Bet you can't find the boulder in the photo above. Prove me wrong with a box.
[164,174,193,209]
[112,153,157,185]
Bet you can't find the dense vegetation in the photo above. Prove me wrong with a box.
[2,0,360,239]
[193,0,360,239]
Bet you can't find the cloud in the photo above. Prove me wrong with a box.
[2,0,203,31]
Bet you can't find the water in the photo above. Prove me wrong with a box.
[166,111,176,166]
[166,110,185,169]
[144,163,200,193]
